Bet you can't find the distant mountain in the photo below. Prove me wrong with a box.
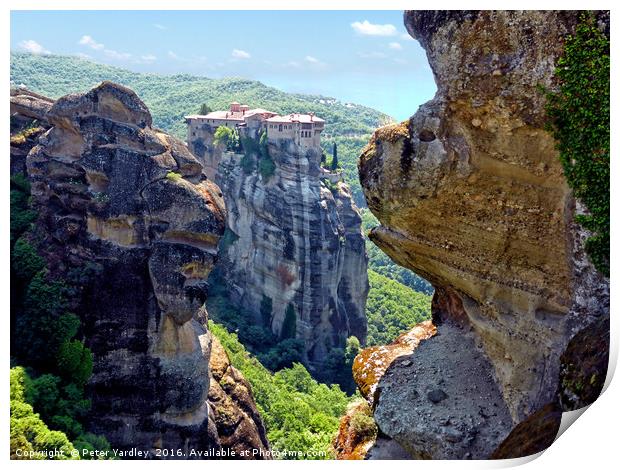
[10,52,393,205]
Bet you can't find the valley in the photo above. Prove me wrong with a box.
[9,9,609,462]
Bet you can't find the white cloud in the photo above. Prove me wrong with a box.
[358,51,388,59]
[304,55,326,67]
[140,54,157,62]
[19,40,50,55]
[401,33,414,41]
[351,20,397,36]
[153,23,167,30]
[78,35,131,61]
[388,42,402,50]
[168,50,180,60]
[104,49,132,61]
[79,35,104,50]
[231,49,251,59]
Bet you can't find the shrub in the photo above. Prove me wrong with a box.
[73,433,112,460]
[259,153,276,180]
[165,171,182,182]
[10,175,37,243]
[17,271,76,365]
[239,153,255,174]
[11,237,45,281]
[349,405,377,439]
[25,374,61,419]
[198,103,212,115]
[10,125,42,145]
[261,339,305,370]
[57,340,93,387]
[260,295,273,328]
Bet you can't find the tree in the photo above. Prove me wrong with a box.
[260,295,272,328]
[213,126,239,151]
[10,367,78,460]
[198,103,212,115]
[330,142,339,171]
[11,238,45,281]
[280,304,297,340]
[344,336,361,367]
[57,340,93,387]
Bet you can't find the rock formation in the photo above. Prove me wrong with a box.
[191,124,369,370]
[208,336,270,458]
[11,82,269,458]
[355,11,610,459]
[10,88,54,175]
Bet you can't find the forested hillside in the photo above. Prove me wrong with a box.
[209,321,352,459]
[10,52,392,206]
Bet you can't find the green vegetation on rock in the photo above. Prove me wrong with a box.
[546,13,610,276]
[206,268,304,372]
[10,168,110,459]
[213,125,239,151]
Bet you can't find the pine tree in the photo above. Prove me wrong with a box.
[199,103,212,115]
[331,142,338,171]
[280,304,297,340]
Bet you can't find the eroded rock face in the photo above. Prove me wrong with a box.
[18,82,267,456]
[202,135,369,370]
[352,321,436,406]
[333,400,378,460]
[356,11,609,459]
[208,337,271,459]
[10,89,54,175]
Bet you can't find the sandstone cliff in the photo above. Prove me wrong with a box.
[11,83,269,458]
[354,11,609,459]
[192,127,369,370]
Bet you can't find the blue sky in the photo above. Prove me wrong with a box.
[10,10,436,120]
